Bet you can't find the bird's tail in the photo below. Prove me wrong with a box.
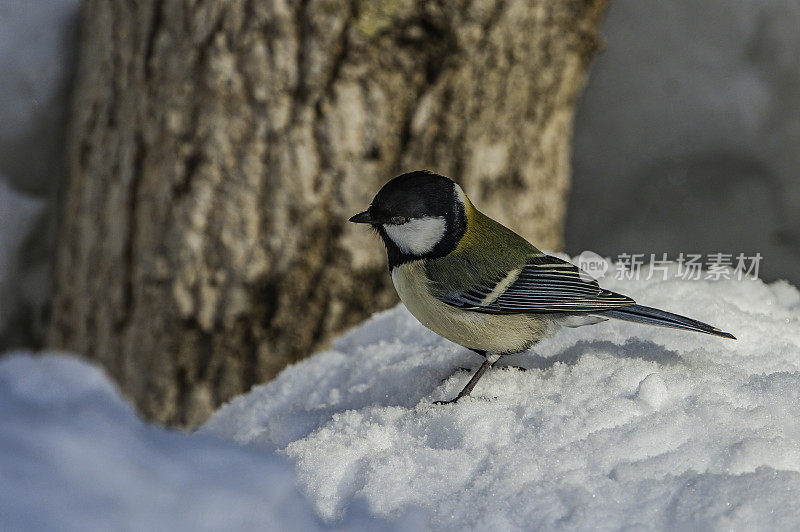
[602,304,736,339]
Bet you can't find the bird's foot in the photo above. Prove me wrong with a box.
[495,365,528,372]
[434,395,499,405]
[432,398,459,405]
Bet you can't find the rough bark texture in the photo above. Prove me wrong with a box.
[50,0,608,427]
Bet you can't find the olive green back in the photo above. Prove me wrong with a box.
[424,199,542,295]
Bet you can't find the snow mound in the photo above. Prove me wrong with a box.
[205,265,800,529]
[0,352,425,531]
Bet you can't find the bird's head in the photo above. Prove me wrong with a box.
[350,171,468,266]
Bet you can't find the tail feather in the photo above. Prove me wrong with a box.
[602,304,736,339]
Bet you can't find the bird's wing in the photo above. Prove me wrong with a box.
[429,253,635,314]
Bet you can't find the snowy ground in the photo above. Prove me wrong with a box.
[570,0,800,286]
[2,263,799,530]
[204,262,800,530]
[0,353,424,531]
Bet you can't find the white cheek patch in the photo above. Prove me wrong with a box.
[454,183,468,207]
[383,216,447,255]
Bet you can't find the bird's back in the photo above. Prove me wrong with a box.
[425,199,541,297]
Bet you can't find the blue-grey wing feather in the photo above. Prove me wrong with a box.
[435,254,635,314]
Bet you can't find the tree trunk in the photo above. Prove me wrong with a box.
[50,0,608,427]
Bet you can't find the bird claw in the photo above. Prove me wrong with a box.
[494,365,527,372]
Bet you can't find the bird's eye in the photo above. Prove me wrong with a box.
[389,216,408,225]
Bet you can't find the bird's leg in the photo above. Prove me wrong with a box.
[435,352,499,405]
[440,349,487,383]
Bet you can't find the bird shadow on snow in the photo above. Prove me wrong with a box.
[494,338,684,371]
[427,338,683,406]
[208,339,686,453]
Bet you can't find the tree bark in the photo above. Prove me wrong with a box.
[50,0,608,427]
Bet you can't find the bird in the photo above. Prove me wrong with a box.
[349,170,735,404]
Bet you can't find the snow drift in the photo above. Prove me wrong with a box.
[205,261,800,529]
[0,353,424,531]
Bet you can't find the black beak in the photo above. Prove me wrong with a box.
[349,210,373,224]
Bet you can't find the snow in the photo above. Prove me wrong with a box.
[0,0,79,347]
[569,0,800,286]
[0,0,78,168]
[633,372,669,410]
[0,179,46,332]
[0,352,426,531]
[205,262,800,529]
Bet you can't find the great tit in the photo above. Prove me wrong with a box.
[350,170,735,404]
